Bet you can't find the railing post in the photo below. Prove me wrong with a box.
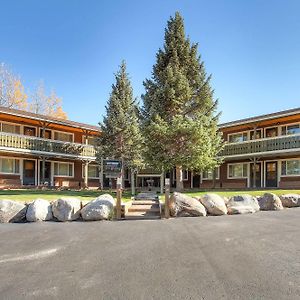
[165,178,170,219]
[116,176,122,220]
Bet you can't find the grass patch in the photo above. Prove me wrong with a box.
[0,189,133,203]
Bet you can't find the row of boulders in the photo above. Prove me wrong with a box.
[0,194,115,223]
[169,192,300,217]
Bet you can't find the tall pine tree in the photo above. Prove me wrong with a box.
[98,61,144,191]
[142,12,223,191]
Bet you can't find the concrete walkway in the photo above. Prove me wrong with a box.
[0,208,300,299]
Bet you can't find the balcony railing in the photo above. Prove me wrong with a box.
[221,134,300,158]
[0,132,97,159]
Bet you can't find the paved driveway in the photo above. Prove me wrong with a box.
[0,208,300,300]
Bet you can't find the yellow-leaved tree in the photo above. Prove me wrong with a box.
[0,63,28,109]
[29,81,67,119]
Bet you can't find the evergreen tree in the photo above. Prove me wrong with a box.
[98,61,144,190]
[142,12,223,191]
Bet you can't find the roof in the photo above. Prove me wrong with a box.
[0,106,101,132]
[219,107,300,129]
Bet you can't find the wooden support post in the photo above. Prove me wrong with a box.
[253,157,257,188]
[191,171,193,189]
[131,170,135,196]
[116,176,122,220]
[165,178,170,219]
[100,158,104,190]
[160,173,164,195]
[84,161,89,189]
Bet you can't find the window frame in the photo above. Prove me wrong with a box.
[52,130,74,143]
[227,131,249,143]
[281,123,300,136]
[227,163,248,179]
[202,167,220,180]
[281,159,300,177]
[53,162,74,177]
[0,157,20,175]
[82,164,101,179]
[0,121,21,135]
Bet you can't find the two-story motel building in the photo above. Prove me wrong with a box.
[0,106,300,190]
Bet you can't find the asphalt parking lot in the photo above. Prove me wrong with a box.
[0,208,300,300]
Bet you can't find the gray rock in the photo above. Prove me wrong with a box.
[169,192,207,217]
[200,194,227,215]
[258,193,283,211]
[227,195,260,214]
[280,194,300,208]
[81,194,115,221]
[0,200,27,223]
[26,199,53,222]
[52,197,81,222]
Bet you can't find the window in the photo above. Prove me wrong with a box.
[183,170,188,181]
[250,129,262,140]
[228,132,248,143]
[84,136,98,146]
[282,124,300,136]
[1,123,20,134]
[40,129,51,139]
[281,160,300,176]
[54,131,73,142]
[54,162,73,177]
[228,163,248,178]
[88,165,100,178]
[265,127,278,138]
[0,158,20,174]
[202,168,220,180]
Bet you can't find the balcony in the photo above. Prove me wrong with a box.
[0,132,97,160]
[221,134,300,159]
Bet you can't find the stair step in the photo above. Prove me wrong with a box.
[126,211,161,220]
[128,206,160,213]
[132,200,158,205]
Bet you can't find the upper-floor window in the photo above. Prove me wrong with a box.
[0,158,20,174]
[54,162,73,177]
[84,136,98,146]
[228,163,248,178]
[282,124,300,136]
[54,131,73,143]
[1,122,20,134]
[228,132,248,143]
[281,159,300,176]
[265,127,278,138]
[202,167,220,180]
[250,129,262,140]
[40,129,52,139]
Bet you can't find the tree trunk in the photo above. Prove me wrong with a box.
[175,165,184,191]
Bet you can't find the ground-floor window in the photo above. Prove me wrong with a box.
[202,167,220,180]
[281,159,300,176]
[228,163,248,178]
[0,158,20,174]
[54,162,73,177]
[88,165,100,179]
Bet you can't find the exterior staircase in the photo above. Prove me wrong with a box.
[126,193,161,220]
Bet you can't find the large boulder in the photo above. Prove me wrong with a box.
[280,194,300,208]
[258,193,283,211]
[227,195,260,214]
[169,192,207,217]
[81,194,115,221]
[52,197,81,222]
[0,200,27,223]
[26,199,53,222]
[200,194,227,215]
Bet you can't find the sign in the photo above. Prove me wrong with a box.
[102,159,122,178]
[165,178,170,185]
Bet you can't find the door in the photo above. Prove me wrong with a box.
[39,161,51,185]
[250,162,262,188]
[24,126,36,136]
[23,160,36,185]
[265,161,278,187]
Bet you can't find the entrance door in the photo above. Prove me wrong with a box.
[39,161,51,185]
[23,160,36,185]
[250,162,262,188]
[265,161,278,187]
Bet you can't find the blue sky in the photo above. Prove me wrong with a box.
[1,0,300,125]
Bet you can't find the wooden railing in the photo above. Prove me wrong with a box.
[0,132,97,159]
[221,134,300,157]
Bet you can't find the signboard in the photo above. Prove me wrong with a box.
[103,159,122,178]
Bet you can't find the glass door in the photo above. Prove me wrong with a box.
[265,161,278,187]
[250,162,262,187]
[39,161,51,186]
[23,160,36,185]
